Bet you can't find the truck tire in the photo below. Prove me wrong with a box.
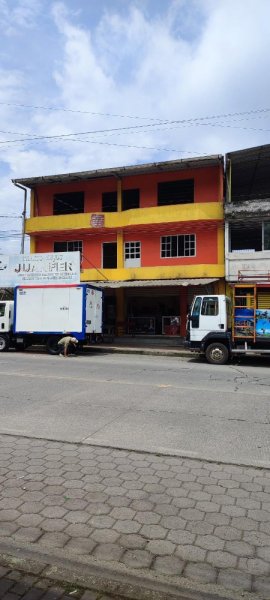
[46,336,61,355]
[205,342,229,365]
[0,335,9,352]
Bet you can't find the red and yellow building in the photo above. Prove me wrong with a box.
[14,155,225,337]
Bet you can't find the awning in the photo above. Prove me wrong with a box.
[92,278,219,288]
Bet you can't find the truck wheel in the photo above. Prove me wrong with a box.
[46,336,61,355]
[0,335,9,352]
[205,342,229,365]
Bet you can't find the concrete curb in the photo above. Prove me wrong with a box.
[0,541,260,600]
[84,345,194,358]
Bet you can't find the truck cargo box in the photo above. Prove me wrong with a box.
[14,284,102,339]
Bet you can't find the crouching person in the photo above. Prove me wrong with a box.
[58,335,78,357]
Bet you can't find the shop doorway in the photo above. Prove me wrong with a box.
[126,293,180,335]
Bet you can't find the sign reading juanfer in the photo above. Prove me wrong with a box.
[0,252,81,287]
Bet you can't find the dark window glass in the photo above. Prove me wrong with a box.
[230,223,262,251]
[103,242,117,268]
[122,189,140,211]
[158,179,194,206]
[53,192,84,215]
[102,192,117,212]
[201,297,219,316]
[54,241,82,254]
[264,222,270,250]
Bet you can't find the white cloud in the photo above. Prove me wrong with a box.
[0,0,270,253]
[0,0,42,34]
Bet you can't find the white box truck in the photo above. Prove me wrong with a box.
[0,283,103,353]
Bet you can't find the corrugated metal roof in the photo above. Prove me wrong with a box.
[92,278,219,288]
[12,155,223,188]
[226,144,270,204]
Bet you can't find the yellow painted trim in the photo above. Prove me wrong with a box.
[30,190,35,218]
[117,231,124,268]
[80,264,225,282]
[30,237,36,253]
[25,202,224,233]
[117,179,122,212]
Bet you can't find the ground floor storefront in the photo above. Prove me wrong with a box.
[96,278,224,337]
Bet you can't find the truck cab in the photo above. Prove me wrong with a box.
[186,295,232,364]
[0,301,14,350]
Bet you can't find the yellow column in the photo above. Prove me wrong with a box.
[116,288,125,336]
[30,237,36,253]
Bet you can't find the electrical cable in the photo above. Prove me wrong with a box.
[1,101,270,123]
[1,107,270,146]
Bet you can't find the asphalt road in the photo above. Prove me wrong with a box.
[0,351,270,468]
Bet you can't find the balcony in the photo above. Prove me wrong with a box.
[25,203,223,235]
[226,251,270,282]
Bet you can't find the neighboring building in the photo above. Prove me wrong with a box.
[225,144,270,301]
[13,155,225,337]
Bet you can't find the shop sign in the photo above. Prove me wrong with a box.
[0,251,80,287]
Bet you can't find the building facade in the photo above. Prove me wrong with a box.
[14,156,225,337]
[225,144,270,305]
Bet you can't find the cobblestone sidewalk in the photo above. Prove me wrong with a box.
[1,434,270,598]
[0,562,115,600]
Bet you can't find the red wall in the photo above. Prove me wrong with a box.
[35,223,219,268]
[33,166,223,216]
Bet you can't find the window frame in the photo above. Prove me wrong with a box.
[229,221,270,253]
[124,241,141,260]
[160,234,196,258]
[201,297,219,316]
[54,240,83,254]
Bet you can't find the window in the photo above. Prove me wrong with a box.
[54,241,82,254]
[124,241,141,267]
[190,296,202,328]
[161,234,196,257]
[102,192,117,212]
[201,297,219,316]
[125,242,141,260]
[230,221,270,252]
[158,179,194,206]
[53,192,84,215]
[0,304,5,317]
[103,242,117,268]
[122,189,140,211]
[263,222,270,250]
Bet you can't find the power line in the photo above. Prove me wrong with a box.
[1,107,270,146]
[0,101,164,121]
[1,101,270,124]
[0,215,22,219]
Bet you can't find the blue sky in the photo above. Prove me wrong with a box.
[1,0,270,253]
